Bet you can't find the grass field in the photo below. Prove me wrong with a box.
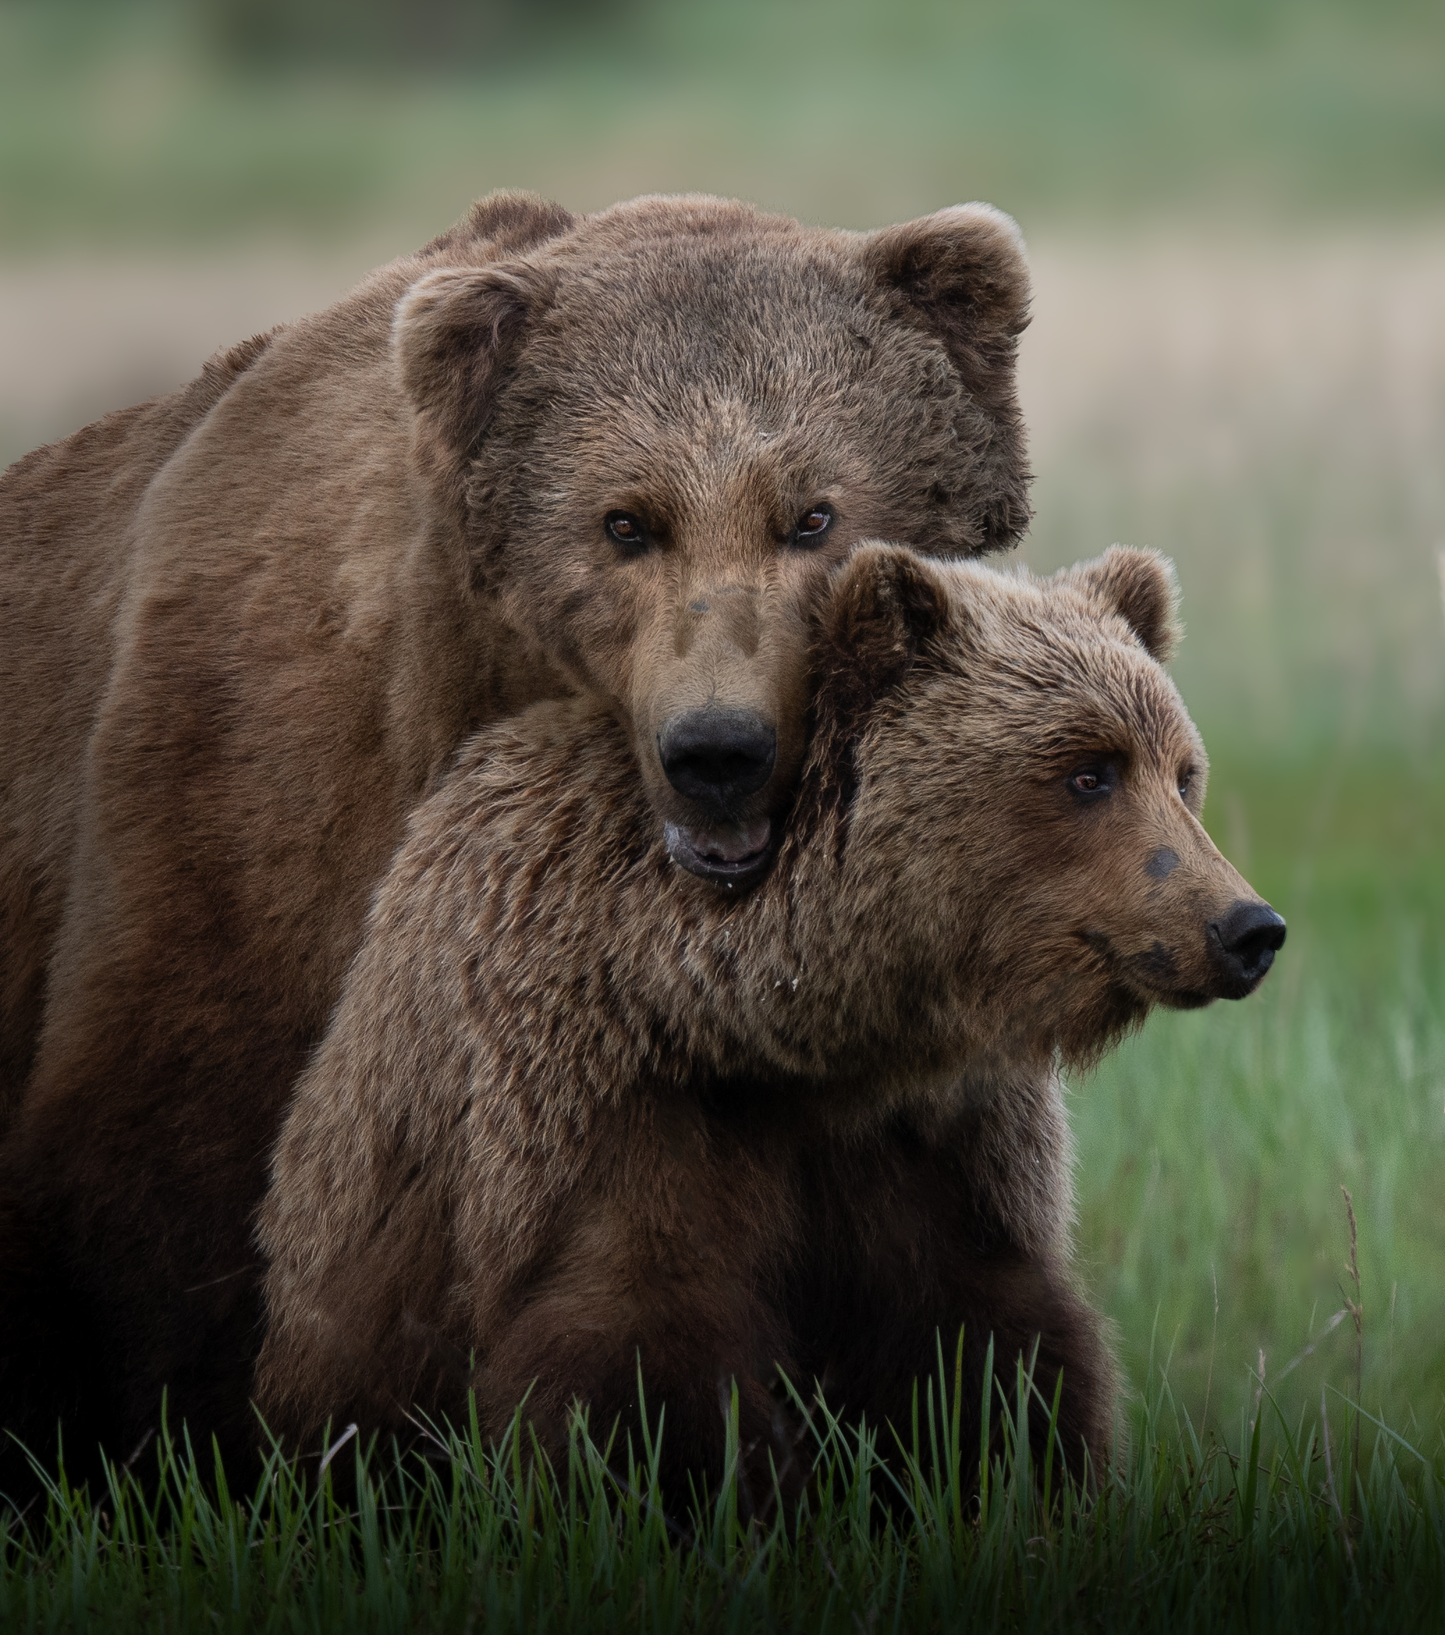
[1014,234,1445,1446]
[3,1361,1443,1631]
[2,0,1443,1623]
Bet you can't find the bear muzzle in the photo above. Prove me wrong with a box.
[1205,899,1287,999]
[657,707,780,890]
[1090,894,1286,1012]
[1119,897,1286,1008]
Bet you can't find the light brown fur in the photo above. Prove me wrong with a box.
[0,191,1033,1477]
[255,545,1283,1501]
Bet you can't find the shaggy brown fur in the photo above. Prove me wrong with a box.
[254,545,1284,1504]
[0,191,1033,1484]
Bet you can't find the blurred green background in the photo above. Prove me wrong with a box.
[2,0,1442,1443]
[2,0,1444,242]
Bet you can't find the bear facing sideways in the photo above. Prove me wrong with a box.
[255,544,1285,1502]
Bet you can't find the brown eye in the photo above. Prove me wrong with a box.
[1067,762,1117,803]
[1178,769,1195,800]
[791,504,834,545]
[605,511,649,553]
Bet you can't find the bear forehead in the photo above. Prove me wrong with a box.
[926,567,1201,756]
[508,275,955,475]
[908,653,1200,777]
[491,270,961,506]
[554,237,865,324]
[527,237,948,398]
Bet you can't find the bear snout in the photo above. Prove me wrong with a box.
[658,708,777,810]
[1205,899,1287,998]
[656,707,780,891]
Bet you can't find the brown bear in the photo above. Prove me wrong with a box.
[0,191,1032,1483]
[254,543,1285,1506]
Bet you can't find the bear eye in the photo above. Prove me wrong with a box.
[1178,767,1196,800]
[604,511,650,554]
[790,504,834,546]
[1067,762,1117,803]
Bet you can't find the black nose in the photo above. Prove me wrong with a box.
[658,708,777,810]
[1208,899,1287,995]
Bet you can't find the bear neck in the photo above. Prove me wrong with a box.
[625,705,1005,1111]
[465,696,1039,1125]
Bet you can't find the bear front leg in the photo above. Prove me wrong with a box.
[789,1116,1117,1490]
[259,1081,803,1521]
[461,1105,802,1521]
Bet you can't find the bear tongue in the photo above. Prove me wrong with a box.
[683,818,771,864]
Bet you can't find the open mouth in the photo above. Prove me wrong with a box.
[663,817,775,892]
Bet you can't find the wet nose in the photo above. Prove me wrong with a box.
[1208,899,1287,995]
[658,708,777,810]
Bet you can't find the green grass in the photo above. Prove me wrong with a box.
[4,1349,1444,1632]
[1071,770,1445,1443]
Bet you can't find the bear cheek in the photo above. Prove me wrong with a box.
[504,533,655,704]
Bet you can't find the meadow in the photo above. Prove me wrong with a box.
[2,1357,1443,1633]
[1016,232,1445,1443]
[2,0,1443,1624]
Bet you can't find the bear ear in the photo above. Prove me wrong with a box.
[816,543,953,725]
[393,259,558,463]
[419,189,574,261]
[860,203,1032,552]
[1067,546,1181,662]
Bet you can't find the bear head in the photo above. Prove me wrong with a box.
[761,542,1287,1089]
[392,190,1032,893]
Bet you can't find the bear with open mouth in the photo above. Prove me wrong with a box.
[254,543,1285,1508]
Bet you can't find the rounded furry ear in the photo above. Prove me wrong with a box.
[419,189,574,261]
[393,261,557,461]
[861,204,1032,552]
[864,202,1030,346]
[1066,546,1181,662]
[817,543,952,724]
